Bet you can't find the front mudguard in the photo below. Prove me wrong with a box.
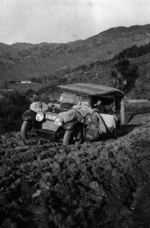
[64,120,84,131]
[22,110,36,121]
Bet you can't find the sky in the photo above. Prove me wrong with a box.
[0,0,150,44]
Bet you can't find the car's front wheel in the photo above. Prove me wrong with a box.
[20,120,32,144]
[63,126,84,146]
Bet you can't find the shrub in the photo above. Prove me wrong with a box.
[0,91,30,133]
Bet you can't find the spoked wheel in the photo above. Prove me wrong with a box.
[20,120,33,144]
[63,126,84,146]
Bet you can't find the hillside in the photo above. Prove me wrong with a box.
[1,24,150,86]
[1,24,150,227]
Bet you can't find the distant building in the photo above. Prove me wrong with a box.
[20,81,32,84]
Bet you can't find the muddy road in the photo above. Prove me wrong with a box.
[0,123,150,228]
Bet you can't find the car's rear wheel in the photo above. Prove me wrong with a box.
[63,126,84,146]
[21,120,32,144]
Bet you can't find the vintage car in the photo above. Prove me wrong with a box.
[21,83,124,145]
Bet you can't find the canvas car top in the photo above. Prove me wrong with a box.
[58,83,124,97]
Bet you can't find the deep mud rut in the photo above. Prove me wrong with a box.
[0,123,150,228]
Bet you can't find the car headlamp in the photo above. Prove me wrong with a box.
[36,112,45,122]
[54,118,62,126]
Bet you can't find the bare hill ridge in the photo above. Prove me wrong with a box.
[0,24,150,83]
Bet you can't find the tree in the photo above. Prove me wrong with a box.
[111,57,138,93]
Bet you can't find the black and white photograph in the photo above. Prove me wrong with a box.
[0,0,150,227]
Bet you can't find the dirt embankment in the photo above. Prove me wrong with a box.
[0,123,150,228]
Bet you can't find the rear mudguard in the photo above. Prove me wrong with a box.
[22,110,36,121]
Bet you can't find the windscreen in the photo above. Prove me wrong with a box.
[59,92,79,104]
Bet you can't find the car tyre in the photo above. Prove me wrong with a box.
[63,126,84,146]
[21,120,32,144]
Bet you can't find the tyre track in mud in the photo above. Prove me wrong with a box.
[0,124,150,227]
